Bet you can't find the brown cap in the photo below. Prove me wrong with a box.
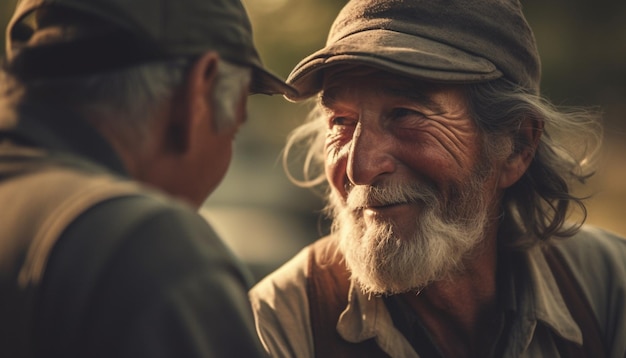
[5,0,296,97]
[286,0,540,101]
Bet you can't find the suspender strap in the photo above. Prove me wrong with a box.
[307,237,388,358]
[543,245,606,358]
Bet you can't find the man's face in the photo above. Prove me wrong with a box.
[321,68,502,294]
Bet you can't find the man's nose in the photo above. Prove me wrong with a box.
[346,121,396,185]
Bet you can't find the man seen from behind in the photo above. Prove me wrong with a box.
[0,0,294,356]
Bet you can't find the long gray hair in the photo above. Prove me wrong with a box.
[467,79,602,247]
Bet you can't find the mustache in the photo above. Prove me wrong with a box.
[346,182,439,209]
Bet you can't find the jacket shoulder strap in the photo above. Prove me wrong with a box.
[543,245,606,358]
[307,237,387,358]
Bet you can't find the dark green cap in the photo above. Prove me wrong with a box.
[5,0,296,97]
[287,0,540,101]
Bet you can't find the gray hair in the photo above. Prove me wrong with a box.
[466,79,602,248]
[282,79,603,248]
[3,57,250,149]
[211,60,251,131]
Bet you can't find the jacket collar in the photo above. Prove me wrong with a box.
[518,245,583,343]
[2,103,128,176]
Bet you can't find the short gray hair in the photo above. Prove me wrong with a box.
[6,57,250,148]
[211,60,251,131]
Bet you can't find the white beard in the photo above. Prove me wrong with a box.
[329,173,492,295]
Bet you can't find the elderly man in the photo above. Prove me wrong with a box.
[0,0,294,356]
[250,1,626,357]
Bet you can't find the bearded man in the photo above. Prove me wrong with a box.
[249,1,626,357]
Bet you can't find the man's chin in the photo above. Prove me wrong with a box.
[351,261,444,295]
[342,229,473,296]
[356,280,427,296]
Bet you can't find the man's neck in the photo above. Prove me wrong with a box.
[400,232,501,358]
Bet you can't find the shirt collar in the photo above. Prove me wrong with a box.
[337,281,419,358]
[334,245,583,355]
[337,280,380,342]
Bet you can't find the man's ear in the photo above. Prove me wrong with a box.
[498,118,544,189]
[166,51,219,153]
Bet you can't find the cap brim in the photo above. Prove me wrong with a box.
[286,29,503,101]
[250,65,298,97]
[8,0,298,99]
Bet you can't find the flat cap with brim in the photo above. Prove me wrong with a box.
[287,0,540,101]
[5,0,296,97]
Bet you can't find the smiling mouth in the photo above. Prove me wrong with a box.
[360,202,415,223]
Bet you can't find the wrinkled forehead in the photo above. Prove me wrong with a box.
[320,65,469,112]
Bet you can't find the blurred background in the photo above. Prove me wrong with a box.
[1,0,625,282]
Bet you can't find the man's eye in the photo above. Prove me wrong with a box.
[331,116,353,126]
[390,108,425,120]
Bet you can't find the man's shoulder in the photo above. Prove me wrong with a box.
[249,237,323,328]
[65,190,239,273]
[250,240,313,300]
[549,225,626,289]
[41,163,247,288]
[251,236,339,292]
[549,225,626,311]
[48,182,253,318]
[553,225,626,266]
[249,238,330,358]
[549,226,626,354]
[39,191,259,357]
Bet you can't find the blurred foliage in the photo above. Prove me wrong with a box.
[523,0,626,134]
